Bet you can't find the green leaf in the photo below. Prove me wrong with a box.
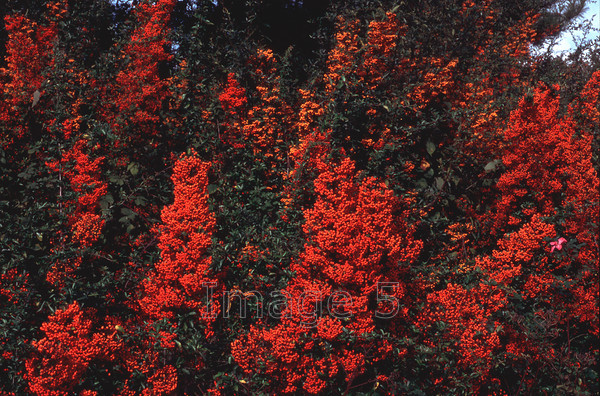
[127,162,139,176]
[434,177,444,190]
[426,140,436,156]
[484,159,501,172]
[134,196,147,206]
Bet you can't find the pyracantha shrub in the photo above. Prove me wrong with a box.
[232,155,421,394]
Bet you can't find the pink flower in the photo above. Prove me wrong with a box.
[550,237,567,253]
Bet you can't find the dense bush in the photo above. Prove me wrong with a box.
[1,0,598,394]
